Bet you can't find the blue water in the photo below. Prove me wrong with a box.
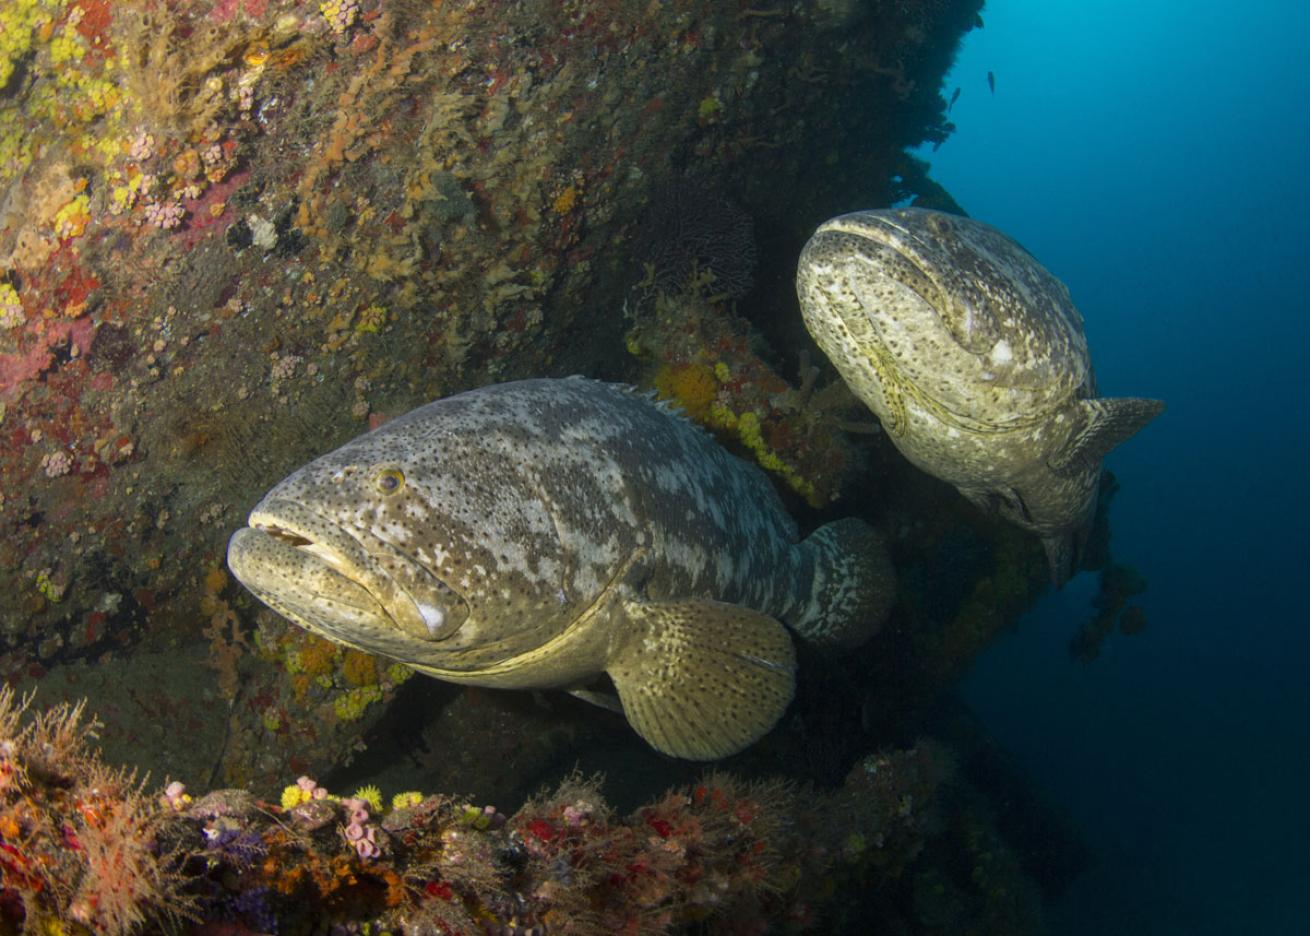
[917,2,1310,933]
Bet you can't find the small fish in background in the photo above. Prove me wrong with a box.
[227,378,896,761]
[987,70,995,95]
[975,13,984,29]
[947,86,961,113]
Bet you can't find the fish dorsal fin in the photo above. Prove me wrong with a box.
[1050,397,1165,476]
[607,599,795,761]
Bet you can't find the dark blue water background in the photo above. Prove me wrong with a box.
[915,2,1310,933]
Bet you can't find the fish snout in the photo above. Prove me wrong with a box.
[226,525,386,632]
[234,498,469,646]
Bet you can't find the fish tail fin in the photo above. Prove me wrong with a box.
[788,518,896,649]
[1050,397,1165,476]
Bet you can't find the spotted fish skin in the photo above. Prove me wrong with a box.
[228,378,894,760]
[797,209,1163,584]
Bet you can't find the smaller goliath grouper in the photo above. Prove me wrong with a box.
[227,378,894,760]
[797,208,1164,585]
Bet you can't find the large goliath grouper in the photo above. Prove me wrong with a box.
[228,378,894,760]
[797,208,1164,585]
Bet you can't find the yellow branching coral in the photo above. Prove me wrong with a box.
[733,411,818,505]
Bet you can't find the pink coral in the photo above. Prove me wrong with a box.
[129,132,155,162]
[144,200,185,230]
[341,796,382,860]
[41,450,73,478]
[0,317,95,398]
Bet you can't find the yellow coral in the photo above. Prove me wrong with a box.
[203,565,228,595]
[341,648,379,687]
[35,569,63,602]
[52,193,90,239]
[697,94,723,124]
[243,42,270,68]
[385,662,413,686]
[352,784,384,812]
[292,635,338,678]
[707,401,738,431]
[654,362,719,422]
[281,784,311,810]
[552,185,578,215]
[109,170,143,215]
[734,411,818,505]
[319,0,358,35]
[48,31,81,67]
[355,304,387,334]
[392,790,424,810]
[1,1,66,92]
[333,684,382,722]
[0,283,22,330]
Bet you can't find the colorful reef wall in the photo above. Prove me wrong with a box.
[0,685,1056,935]
[0,1,1121,932]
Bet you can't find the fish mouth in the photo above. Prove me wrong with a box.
[810,212,951,317]
[228,498,465,654]
[803,211,1009,428]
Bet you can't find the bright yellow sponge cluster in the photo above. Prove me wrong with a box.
[0,0,67,91]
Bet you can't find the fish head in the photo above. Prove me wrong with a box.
[797,208,1090,430]
[227,410,505,668]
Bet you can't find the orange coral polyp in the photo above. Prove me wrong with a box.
[296,636,338,678]
[654,362,718,422]
[341,649,380,687]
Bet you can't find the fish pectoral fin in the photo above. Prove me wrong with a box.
[1050,397,1165,476]
[567,688,625,714]
[606,599,796,761]
[1042,531,1076,588]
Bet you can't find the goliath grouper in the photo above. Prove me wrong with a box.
[797,208,1164,585]
[227,377,894,760]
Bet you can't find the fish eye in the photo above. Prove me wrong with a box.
[374,467,405,495]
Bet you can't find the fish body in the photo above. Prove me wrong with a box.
[796,209,1163,583]
[228,378,893,759]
